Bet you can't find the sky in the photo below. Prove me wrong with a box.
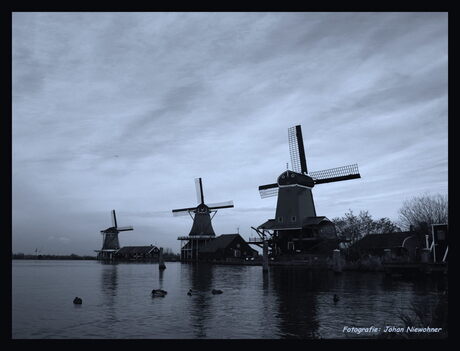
[12,12,448,256]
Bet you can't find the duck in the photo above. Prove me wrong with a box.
[151,289,167,297]
[333,294,340,303]
[73,297,82,304]
[211,289,223,295]
[187,289,192,296]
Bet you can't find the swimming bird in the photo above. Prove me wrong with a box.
[73,297,82,304]
[187,289,192,296]
[212,289,223,295]
[151,289,167,297]
[333,294,340,303]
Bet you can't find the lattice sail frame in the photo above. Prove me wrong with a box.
[309,164,360,183]
[111,210,117,228]
[288,126,302,174]
[260,187,279,199]
[195,178,204,204]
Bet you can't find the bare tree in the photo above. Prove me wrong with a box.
[398,193,448,231]
[333,209,401,245]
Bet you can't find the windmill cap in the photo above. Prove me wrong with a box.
[196,203,210,213]
[278,171,315,187]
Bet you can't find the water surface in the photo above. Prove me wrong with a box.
[12,260,445,339]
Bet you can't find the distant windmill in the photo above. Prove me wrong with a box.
[173,178,234,260]
[254,125,361,257]
[96,210,133,260]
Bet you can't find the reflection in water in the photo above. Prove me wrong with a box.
[100,262,119,323]
[12,261,447,339]
[158,268,164,290]
[187,263,214,338]
[270,267,320,338]
[262,270,269,293]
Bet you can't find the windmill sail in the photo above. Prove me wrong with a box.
[172,210,194,217]
[117,226,134,231]
[258,183,279,198]
[195,178,204,204]
[259,186,279,199]
[208,200,234,210]
[288,125,308,174]
[111,210,117,228]
[310,164,360,184]
[172,206,198,216]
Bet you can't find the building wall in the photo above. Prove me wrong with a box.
[200,236,258,261]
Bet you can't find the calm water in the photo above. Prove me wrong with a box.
[12,260,446,339]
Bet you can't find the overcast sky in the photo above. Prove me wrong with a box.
[12,12,448,255]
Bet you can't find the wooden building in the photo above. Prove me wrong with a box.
[351,232,421,262]
[195,234,259,262]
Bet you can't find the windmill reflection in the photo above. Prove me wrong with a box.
[100,262,119,322]
[158,266,165,289]
[270,267,320,338]
[187,263,215,338]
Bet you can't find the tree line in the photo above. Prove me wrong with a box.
[332,193,447,245]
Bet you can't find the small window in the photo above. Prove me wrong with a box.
[291,216,296,222]
[278,217,283,223]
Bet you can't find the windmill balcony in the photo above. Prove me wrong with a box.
[177,235,216,240]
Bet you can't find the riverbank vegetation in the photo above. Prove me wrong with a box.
[330,193,448,271]
[12,250,181,261]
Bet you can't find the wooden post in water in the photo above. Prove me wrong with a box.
[332,249,342,273]
[159,247,166,270]
[263,239,269,272]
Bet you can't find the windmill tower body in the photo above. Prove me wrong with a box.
[102,230,121,250]
[173,178,233,261]
[96,210,133,260]
[274,171,317,226]
[188,204,216,236]
[256,125,361,258]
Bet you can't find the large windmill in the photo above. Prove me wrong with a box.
[173,178,234,261]
[254,125,361,257]
[96,210,133,260]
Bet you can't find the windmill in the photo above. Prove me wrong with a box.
[172,178,234,261]
[96,210,133,260]
[254,125,361,257]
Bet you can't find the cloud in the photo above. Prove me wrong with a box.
[12,12,448,255]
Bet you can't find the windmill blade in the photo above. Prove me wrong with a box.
[208,200,234,210]
[111,210,117,228]
[310,164,361,184]
[288,125,308,174]
[258,183,279,198]
[172,210,194,217]
[195,178,204,205]
[173,207,196,217]
[117,226,133,231]
[172,206,197,215]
